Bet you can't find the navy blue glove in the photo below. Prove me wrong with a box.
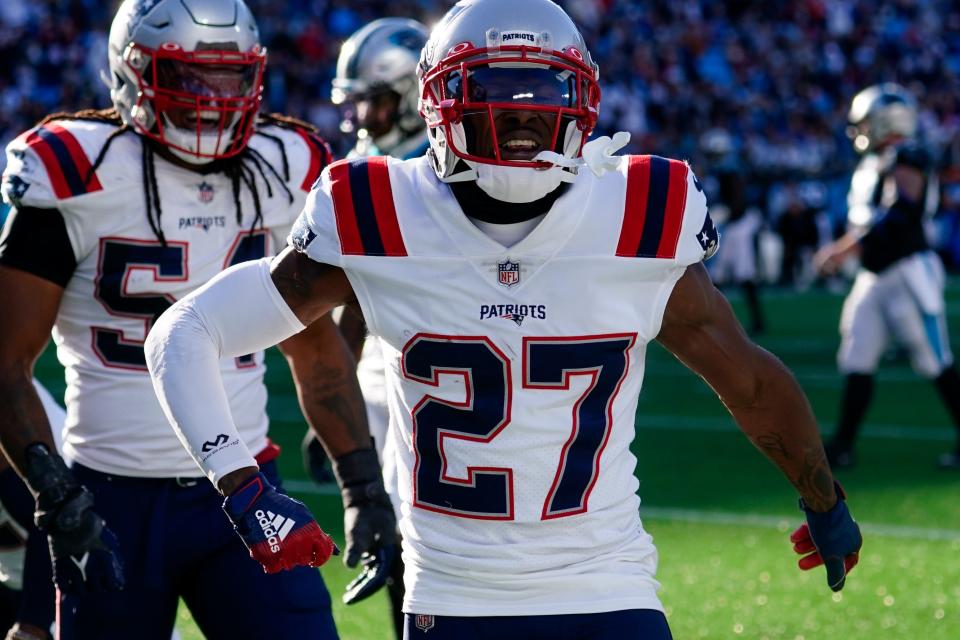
[25,444,124,594]
[333,449,397,605]
[223,472,338,574]
[791,483,862,592]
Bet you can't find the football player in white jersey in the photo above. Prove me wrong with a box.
[815,84,960,469]
[145,1,863,638]
[0,1,389,638]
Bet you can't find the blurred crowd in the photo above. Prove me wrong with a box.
[3,0,960,275]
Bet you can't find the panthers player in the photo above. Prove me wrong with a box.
[0,0,389,638]
[816,84,960,469]
[146,1,862,638]
[305,17,430,638]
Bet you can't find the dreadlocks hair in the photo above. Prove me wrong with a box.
[37,109,315,245]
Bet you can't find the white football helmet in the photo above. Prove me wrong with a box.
[848,83,918,154]
[418,0,601,202]
[107,0,266,164]
[332,18,429,156]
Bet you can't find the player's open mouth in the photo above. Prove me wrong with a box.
[499,133,545,160]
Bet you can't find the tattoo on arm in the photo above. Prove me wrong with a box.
[755,432,790,461]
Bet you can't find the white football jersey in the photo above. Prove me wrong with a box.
[2,117,327,477]
[293,155,714,616]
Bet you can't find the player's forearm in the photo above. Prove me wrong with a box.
[145,258,306,487]
[284,341,371,458]
[723,346,837,512]
[0,370,56,479]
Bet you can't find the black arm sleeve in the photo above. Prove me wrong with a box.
[0,206,77,288]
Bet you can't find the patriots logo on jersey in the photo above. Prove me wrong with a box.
[1,175,30,207]
[290,216,317,253]
[497,259,520,287]
[697,212,720,260]
[480,304,547,326]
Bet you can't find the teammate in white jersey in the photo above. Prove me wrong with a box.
[145,1,863,638]
[815,83,960,469]
[0,1,385,638]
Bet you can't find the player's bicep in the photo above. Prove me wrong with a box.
[269,246,354,326]
[656,263,763,407]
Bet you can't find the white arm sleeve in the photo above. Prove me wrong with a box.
[145,258,306,486]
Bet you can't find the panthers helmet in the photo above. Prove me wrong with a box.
[847,83,918,154]
[107,0,266,164]
[418,0,600,189]
[332,18,428,152]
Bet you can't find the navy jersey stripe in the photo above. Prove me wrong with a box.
[35,127,87,197]
[347,160,386,256]
[636,156,670,258]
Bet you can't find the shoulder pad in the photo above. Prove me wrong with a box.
[253,119,333,193]
[615,155,715,264]
[1,120,122,208]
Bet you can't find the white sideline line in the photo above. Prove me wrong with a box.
[639,506,960,542]
[280,482,960,542]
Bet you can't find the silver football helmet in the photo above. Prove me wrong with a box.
[332,18,428,156]
[107,0,266,164]
[848,83,918,154]
[418,0,600,202]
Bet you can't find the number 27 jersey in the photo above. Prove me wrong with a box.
[294,155,715,616]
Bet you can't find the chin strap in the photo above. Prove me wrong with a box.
[534,131,631,178]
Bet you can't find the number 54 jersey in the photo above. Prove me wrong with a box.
[294,155,717,616]
[1,117,329,478]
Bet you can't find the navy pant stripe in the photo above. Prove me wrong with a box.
[636,155,670,258]
[347,160,386,256]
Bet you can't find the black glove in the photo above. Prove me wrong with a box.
[25,444,124,594]
[301,432,336,485]
[333,448,397,605]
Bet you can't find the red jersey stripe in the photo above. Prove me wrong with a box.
[44,123,103,193]
[297,129,322,192]
[329,160,364,255]
[655,160,689,259]
[616,155,651,257]
[23,130,72,199]
[366,157,407,257]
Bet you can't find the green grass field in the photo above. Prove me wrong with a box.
[34,281,960,639]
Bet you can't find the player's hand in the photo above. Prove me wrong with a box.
[333,448,398,604]
[813,245,842,276]
[25,444,124,594]
[792,483,862,591]
[223,472,338,574]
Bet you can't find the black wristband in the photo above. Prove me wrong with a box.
[333,448,390,508]
[332,448,382,488]
[23,443,83,530]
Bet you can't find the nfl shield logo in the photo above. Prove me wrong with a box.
[415,614,435,633]
[197,181,215,204]
[497,259,520,287]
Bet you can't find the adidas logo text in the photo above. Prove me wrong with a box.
[255,509,296,553]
